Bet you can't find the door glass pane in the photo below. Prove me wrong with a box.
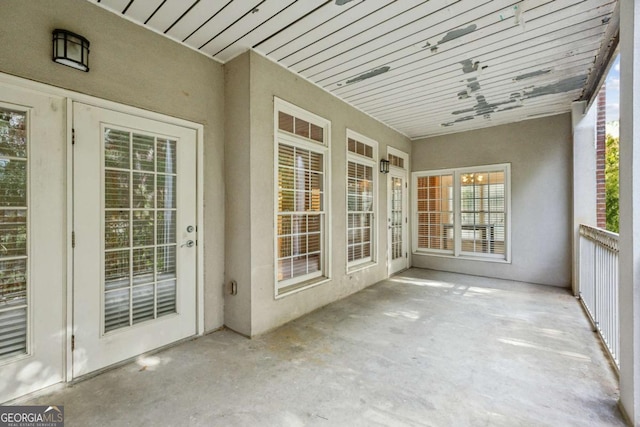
[133,173,154,208]
[157,139,176,174]
[132,210,154,247]
[132,284,154,324]
[132,134,154,171]
[157,280,176,316]
[105,288,130,332]
[105,211,129,249]
[103,128,178,333]
[104,250,130,289]
[391,177,403,260]
[157,211,175,245]
[105,171,130,209]
[0,108,28,359]
[104,129,130,169]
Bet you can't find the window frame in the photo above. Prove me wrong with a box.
[345,129,378,272]
[0,103,32,364]
[412,163,511,263]
[273,98,331,297]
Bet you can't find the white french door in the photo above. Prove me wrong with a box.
[72,103,197,377]
[388,169,408,275]
[0,84,66,402]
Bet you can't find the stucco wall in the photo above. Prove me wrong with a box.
[223,51,411,336]
[0,0,225,331]
[411,114,573,287]
[224,53,252,334]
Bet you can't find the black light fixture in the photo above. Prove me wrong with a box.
[52,29,90,72]
[380,159,390,174]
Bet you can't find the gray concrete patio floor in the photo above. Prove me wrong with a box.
[21,269,626,426]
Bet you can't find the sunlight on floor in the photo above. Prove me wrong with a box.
[498,337,590,362]
[389,277,455,288]
[390,276,500,298]
[466,287,498,295]
[135,355,171,371]
[383,310,420,321]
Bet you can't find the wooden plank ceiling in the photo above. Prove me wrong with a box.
[90,0,617,139]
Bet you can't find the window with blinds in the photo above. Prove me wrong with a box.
[460,171,506,256]
[103,128,177,333]
[275,99,330,292]
[278,111,324,144]
[346,131,377,269]
[413,164,510,261]
[416,174,454,252]
[388,153,405,169]
[0,108,28,360]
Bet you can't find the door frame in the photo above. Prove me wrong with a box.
[72,104,200,378]
[67,99,205,381]
[0,73,205,383]
[386,147,409,276]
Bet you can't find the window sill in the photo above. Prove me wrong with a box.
[0,351,32,368]
[412,250,511,264]
[347,261,377,274]
[275,276,330,299]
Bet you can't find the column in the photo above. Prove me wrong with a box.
[619,0,640,423]
[572,101,597,295]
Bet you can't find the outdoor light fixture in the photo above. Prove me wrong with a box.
[380,159,390,174]
[52,29,90,72]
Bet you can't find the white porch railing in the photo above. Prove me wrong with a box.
[578,224,619,369]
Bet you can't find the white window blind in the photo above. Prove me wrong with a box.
[416,174,454,253]
[277,144,324,284]
[460,171,506,256]
[346,131,377,269]
[103,128,178,333]
[275,99,330,292]
[0,108,28,359]
[414,164,510,261]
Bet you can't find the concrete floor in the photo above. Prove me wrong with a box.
[21,269,626,426]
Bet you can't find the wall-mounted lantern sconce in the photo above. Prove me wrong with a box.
[52,29,90,72]
[380,159,390,174]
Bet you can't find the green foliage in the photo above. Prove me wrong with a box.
[605,134,619,233]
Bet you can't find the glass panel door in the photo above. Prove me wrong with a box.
[388,169,408,275]
[0,85,65,404]
[73,103,197,378]
[390,176,403,262]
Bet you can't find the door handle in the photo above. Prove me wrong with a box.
[181,240,195,248]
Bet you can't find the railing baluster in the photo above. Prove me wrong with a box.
[578,224,619,370]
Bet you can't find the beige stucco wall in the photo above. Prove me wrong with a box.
[224,53,252,334]
[411,114,573,287]
[0,0,225,331]
[224,51,411,336]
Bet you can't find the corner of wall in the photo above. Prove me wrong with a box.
[410,115,573,287]
[223,52,253,336]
